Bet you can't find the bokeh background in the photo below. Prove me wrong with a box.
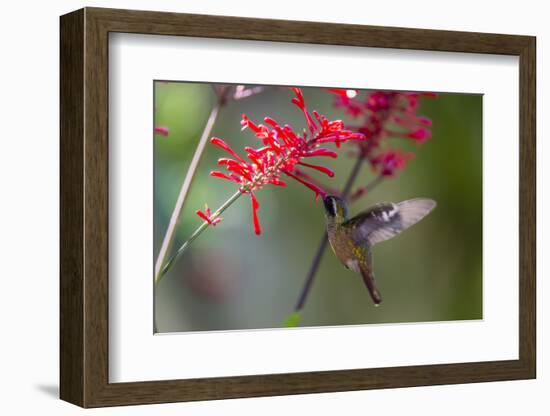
[154,82,482,333]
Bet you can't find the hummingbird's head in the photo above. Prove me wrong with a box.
[323,195,348,223]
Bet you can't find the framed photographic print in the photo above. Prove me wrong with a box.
[60,7,536,408]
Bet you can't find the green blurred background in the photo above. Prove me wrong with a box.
[154,82,482,333]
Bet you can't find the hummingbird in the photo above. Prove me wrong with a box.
[322,195,436,306]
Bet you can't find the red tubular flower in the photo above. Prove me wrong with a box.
[154,126,169,136]
[196,204,222,226]
[406,127,432,143]
[249,192,261,235]
[207,88,365,234]
[370,150,414,177]
[294,168,340,196]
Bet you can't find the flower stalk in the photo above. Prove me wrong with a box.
[157,88,365,281]
[156,190,243,284]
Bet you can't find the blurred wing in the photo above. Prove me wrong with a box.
[347,198,436,246]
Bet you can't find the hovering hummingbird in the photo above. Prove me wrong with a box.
[322,196,436,306]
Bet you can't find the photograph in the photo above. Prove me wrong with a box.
[53,4,537,409]
[153,82,483,333]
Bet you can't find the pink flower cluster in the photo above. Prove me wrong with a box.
[332,89,435,178]
[154,126,169,136]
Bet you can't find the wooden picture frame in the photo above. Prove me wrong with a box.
[60,7,536,408]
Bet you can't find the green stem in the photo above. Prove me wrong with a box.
[155,190,243,284]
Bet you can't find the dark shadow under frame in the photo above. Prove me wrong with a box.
[60,7,536,408]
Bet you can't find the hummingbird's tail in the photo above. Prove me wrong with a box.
[359,265,382,306]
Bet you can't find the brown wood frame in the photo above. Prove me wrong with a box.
[60,7,536,408]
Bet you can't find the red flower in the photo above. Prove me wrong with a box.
[208,88,365,234]
[196,204,222,226]
[370,150,414,177]
[405,127,432,143]
[154,126,169,136]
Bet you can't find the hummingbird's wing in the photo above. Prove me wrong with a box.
[346,198,436,246]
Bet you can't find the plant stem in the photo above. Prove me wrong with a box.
[294,163,383,312]
[156,190,243,284]
[154,99,221,284]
